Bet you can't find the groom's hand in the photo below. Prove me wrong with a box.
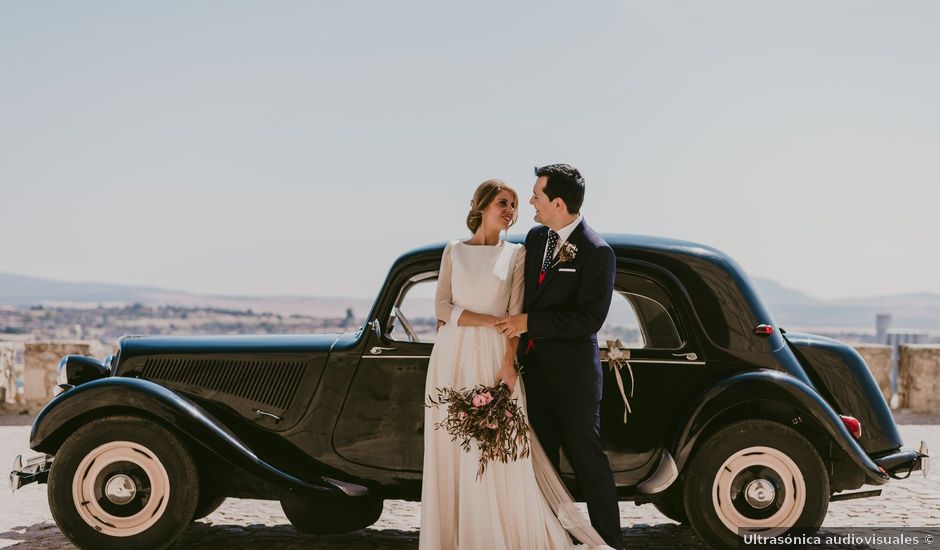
[495,314,527,337]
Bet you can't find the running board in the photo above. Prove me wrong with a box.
[637,451,678,494]
[830,489,882,502]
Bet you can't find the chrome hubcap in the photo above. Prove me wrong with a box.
[744,478,776,509]
[72,440,170,537]
[104,474,137,505]
[712,445,806,537]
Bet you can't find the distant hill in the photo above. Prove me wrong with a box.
[0,272,164,304]
[751,277,940,333]
[0,272,374,319]
[1,272,938,334]
[750,277,821,306]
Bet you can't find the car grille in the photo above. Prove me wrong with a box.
[140,357,305,411]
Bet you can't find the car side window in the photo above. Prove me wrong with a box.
[597,291,644,348]
[387,276,438,344]
[598,273,685,350]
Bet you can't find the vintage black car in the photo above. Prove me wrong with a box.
[11,234,929,549]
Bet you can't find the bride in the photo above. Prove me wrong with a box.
[419,179,613,550]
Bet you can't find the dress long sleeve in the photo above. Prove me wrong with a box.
[435,242,464,325]
[507,246,526,316]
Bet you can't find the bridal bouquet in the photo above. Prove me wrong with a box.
[426,383,530,479]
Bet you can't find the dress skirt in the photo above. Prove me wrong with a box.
[419,324,575,550]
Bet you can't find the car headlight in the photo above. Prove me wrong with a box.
[53,357,70,396]
[52,355,110,396]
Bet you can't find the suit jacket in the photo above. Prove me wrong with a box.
[519,219,616,403]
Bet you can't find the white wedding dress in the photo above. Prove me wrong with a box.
[419,239,612,550]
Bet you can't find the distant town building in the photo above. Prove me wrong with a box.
[885,330,928,347]
[876,313,891,343]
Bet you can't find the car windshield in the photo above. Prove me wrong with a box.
[388,276,438,343]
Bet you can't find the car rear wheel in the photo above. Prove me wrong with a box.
[281,494,383,534]
[683,419,829,549]
[48,415,199,550]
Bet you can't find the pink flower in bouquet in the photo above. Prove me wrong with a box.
[471,394,486,407]
[458,411,468,420]
[504,410,513,418]
[481,392,493,405]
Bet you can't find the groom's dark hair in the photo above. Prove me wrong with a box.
[534,164,585,214]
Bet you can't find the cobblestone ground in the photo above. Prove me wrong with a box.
[0,422,935,549]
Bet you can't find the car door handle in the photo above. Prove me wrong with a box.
[370,346,396,355]
[673,352,698,361]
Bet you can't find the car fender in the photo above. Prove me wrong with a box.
[30,377,350,496]
[671,369,889,485]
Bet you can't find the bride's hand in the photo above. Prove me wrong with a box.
[497,362,517,393]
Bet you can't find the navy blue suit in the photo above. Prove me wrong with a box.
[519,219,623,549]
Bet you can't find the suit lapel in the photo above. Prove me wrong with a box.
[531,220,587,305]
[525,228,548,310]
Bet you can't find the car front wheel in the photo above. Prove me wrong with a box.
[192,493,227,521]
[652,485,688,524]
[48,415,199,550]
[683,419,829,549]
[281,494,383,535]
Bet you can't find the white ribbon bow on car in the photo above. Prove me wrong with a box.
[604,339,635,423]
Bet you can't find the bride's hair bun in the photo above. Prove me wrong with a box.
[466,208,484,233]
[466,179,519,234]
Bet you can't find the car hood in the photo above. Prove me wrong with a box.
[110,333,345,431]
[116,333,342,366]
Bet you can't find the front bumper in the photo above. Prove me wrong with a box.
[873,440,929,479]
[9,454,52,492]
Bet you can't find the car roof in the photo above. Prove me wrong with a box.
[390,232,783,354]
[396,233,730,270]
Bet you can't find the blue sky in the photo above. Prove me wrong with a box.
[1,1,937,300]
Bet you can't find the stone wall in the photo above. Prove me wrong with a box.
[898,345,940,414]
[9,340,940,415]
[853,345,892,402]
[0,342,16,403]
[23,341,91,410]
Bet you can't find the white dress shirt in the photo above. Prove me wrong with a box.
[542,214,583,267]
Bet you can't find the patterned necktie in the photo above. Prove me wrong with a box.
[539,230,559,284]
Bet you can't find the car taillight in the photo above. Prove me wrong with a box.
[841,415,862,439]
[753,324,774,335]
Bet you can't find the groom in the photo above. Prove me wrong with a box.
[496,164,623,550]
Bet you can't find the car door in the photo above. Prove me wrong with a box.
[592,268,709,485]
[332,271,437,473]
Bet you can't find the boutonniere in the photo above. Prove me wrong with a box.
[552,241,578,267]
